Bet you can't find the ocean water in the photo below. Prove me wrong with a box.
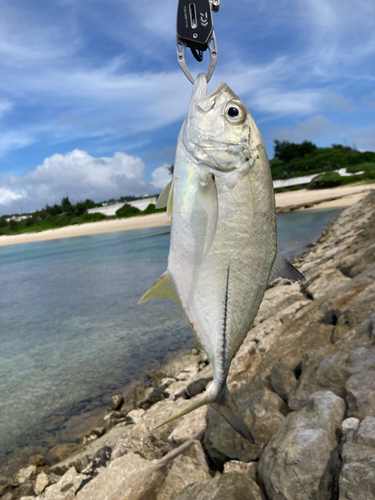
[0,208,341,472]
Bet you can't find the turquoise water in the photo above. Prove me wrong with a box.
[0,208,341,472]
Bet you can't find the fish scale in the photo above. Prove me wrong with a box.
[139,73,305,442]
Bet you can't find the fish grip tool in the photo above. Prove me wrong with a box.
[176,0,220,83]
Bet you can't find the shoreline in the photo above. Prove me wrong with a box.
[1,191,375,497]
[0,184,374,248]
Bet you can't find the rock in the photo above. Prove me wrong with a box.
[258,391,345,500]
[347,346,375,372]
[339,422,375,500]
[346,371,375,419]
[148,385,167,405]
[28,455,46,467]
[270,362,297,402]
[223,460,257,480]
[126,408,146,424]
[48,425,136,475]
[76,440,210,500]
[164,380,187,399]
[185,365,213,398]
[34,471,49,495]
[8,483,34,500]
[168,406,207,445]
[173,472,263,500]
[342,417,360,438]
[48,443,80,464]
[36,467,88,500]
[356,416,375,447]
[110,394,124,410]
[0,477,10,496]
[204,380,287,465]
[160,354,200,380]
[13,466,37,486]
[136,387,154,408]
[160,378,175,387]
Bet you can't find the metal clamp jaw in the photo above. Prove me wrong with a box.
[176,0,220,84]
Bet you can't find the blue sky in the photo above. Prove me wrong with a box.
[0,0,374,215]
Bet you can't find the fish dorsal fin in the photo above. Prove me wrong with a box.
[268,252,306,284]
[138,270,181,306]
[196,173,218,261]
[167,180,174,218]
[156,180,172,209]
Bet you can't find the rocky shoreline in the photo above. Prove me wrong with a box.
[1,191,375,500]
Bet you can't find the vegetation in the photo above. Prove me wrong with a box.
[0,197,166,236]
[270,141,375,181]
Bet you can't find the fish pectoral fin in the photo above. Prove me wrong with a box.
[156,179,172,209]
[138,270,181,306]
[268,252,306,284]
[196,173,218,260]
[167,180,174,218]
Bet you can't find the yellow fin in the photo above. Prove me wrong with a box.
[153,394,208,431]
[138,270,180,306]
[167,180,174,218]
[156,180,172,209]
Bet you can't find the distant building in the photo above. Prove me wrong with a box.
[5,215,31,222]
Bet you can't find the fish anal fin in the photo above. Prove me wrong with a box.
[268,252,306,284]
[156,180,172,209]
[138,270,180,306]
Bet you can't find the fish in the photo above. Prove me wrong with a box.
[139,73,305,443]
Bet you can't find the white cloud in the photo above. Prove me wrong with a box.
[0,132,35,156]
[1,149,156,214]
[151,164,172,189]
[0,187,24,206]
[0,100,12,119]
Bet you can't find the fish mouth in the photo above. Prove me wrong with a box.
[188,73,227,117]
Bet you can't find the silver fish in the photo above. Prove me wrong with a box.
[139,74,304,442]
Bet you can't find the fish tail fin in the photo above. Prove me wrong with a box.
[153,384,254,444]
[153,394,209,431]
[211,385,255,444]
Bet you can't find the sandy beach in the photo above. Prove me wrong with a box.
[0,184,374,247]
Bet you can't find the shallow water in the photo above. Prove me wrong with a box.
[0,208,341,472]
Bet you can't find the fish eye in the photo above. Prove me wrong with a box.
[225,104,244,123]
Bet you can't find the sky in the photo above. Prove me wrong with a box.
[0,0,374,215]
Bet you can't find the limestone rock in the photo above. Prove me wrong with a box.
[347,346,375,372]
[13,466,37,486]
[346,371,375,419]
[48,425,136,475]
[204,380,287,465]
[110,394,124,410]
[258,391,345,500]
[168,406,207,445]
[160,354,200,379]
[223,460,257,480]
[356,416,375,447]
[28,455,46,467]
[342,417,360,439]
[9,483,34,500]
[34,472,49,495]
[126,408,145,424]
[0,476,10,496]
[48,443,80,464]
[270,362,297,402]
[185,365,213,398]
[339,419,375,500]
[36,467,88,500]
[164,380,187,399]
[148,385,167,405]
[76,440,210,500]
[173,472,262,500]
